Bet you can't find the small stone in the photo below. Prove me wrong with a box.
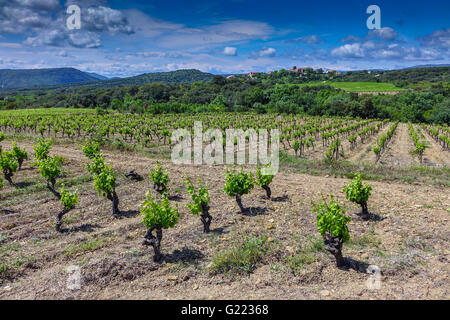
[167,275,178,281]
[193,284,199,290]
[320,290,331,297]
[267,225,275,230]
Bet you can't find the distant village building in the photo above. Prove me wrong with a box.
[289,66,314,73]
[226,75,236,79]
[248,72,261,78]
[326,69,342,75]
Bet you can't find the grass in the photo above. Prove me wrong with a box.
[285,235,324,275]
[209,235,272,275]
[0,174,92,201]
[63,235,112,257]
[279,81,404,92]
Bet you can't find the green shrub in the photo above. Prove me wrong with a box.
[224,167,254,213]
[92,160,120,216]
[149,164,169,195]
[82,141,101,160]
[33,139,52,162]
[11,143,28,170]
[0,151,18,186]
[56,186,79,232]
[37,156,64,199]
[185,178,212,233]
[311,196,351,267]
[210,235,270,275]
[255,163,274,199]
[343,173,372,217]
[141,195,180,261]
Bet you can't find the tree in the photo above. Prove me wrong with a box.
[149,164,169,195]
[311,196,351,267]
[343,173,372,218]
[141,195,180,262]
[255,164,274,199]
[0,151,18,186]
[56,186,79,232]
[223,168,254,213]
[185,178,212,233]
[11,143,28,170]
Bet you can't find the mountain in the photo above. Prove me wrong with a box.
[402,64,450,69]
[0,69,215,92]
[83,69,215,88]
[86,72,109,80]
[0,68,103,89]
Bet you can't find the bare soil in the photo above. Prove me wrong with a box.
[0,140,449,300]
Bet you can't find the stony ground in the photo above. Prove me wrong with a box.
[0,139,449,300]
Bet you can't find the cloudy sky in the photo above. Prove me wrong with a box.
[0,0,449,77]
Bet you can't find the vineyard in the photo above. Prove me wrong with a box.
[0,108,449,300]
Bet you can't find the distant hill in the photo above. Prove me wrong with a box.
[0,68,102,89]
[337,66,450,83]
[86,72,109,80]
[84,69,215,88]
[0,69,215,92]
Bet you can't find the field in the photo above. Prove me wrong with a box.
[281,81,404,92]
[0,109,449,300]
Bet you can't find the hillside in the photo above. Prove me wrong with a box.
[0,69,215,92]
[0,68,102,89]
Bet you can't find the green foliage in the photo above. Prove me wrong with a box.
[149,164,169,190]
[0,132,4,143]
[82,141,101,160]
[185,178,210,216]
[255,163,274,188]
[93,163,116,197]
[33,139,52,162]
[140,194,180,229]
[210,235,271,275]
[0,151,18,175]
[86,156,106,175]
[343,173,372,206]
[11,142,28,163]
[0,177,3,189]
[37,156,63,183]
[223,167,254,197]
[311,196,351,242]
[60,185,79,211]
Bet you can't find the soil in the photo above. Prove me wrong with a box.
[0,139,449,300]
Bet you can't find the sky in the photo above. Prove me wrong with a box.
[0,0,449,77]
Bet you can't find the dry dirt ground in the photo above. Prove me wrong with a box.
[0,140,449,300]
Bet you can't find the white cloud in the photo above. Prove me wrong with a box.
[367,27,399,41]
[418,29,450,48]
[222,46,238,56]
[254,47,276,57]
[331,43,364,58]
[157,20,274,49]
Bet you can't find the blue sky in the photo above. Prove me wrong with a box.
[0,0,449,77]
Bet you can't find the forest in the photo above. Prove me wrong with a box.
[0,67,449,125]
